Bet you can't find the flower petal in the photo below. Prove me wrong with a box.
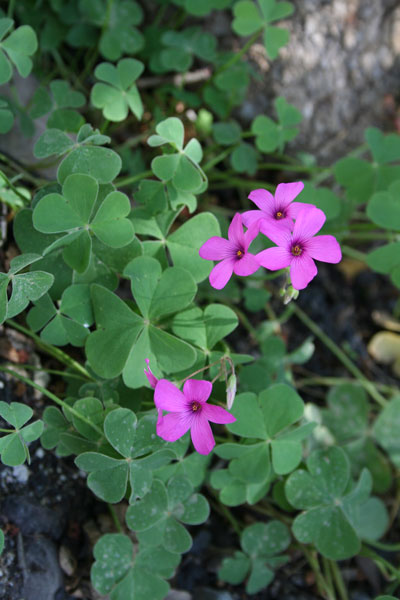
[190,415,215,455]
[260,222,292,247]
[199,236,233,260]
[242,210,264,228]
[286,201,315,219]
[305,235,342,264]
[293,206,326,241]
[259,215,293,234]
[233,253,260,276]
[228,213,245,246]
[209,258,235,289]
[243,220,260,251]
[256,246,292,270]
[157,412,191,442]
[154,379,186,411]
[144,358,158,389]
[248,188,275,213]
[183,379,212,404]
[202,403,236,424]
[275,182,304,210]
[290,254,318,290]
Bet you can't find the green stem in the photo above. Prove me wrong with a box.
[0,366,103,436]
[361,545,400,579]
[329,561,349,600]
[6,320,94,381]
[291,304,387,407]
[0,170,29,204]
[214,29,263,76]
[7,0,16,18]
[203,147,237,172]
[115,170,153,188]
[345,232,393,241]
[0,428,14,433]
[322,557,335,598]
[108,504,123,533]
[208,493,241,536]
[209,174,275,191]
[297,376,398,396]
[341,245,367,261]
[258,162,328,173]
[1,363,88,381]
[302,547,336,600]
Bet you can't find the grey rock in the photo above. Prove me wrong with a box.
[2,496,65,540]
[20,536,64,600]
[193,588,235,600]
[165,591,193,600]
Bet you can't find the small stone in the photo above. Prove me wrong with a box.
[165,591,192,600]
[12,465,29,484]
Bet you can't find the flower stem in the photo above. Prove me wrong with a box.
[329,560,349,600]
[0,366,103,436]
[208,492,242,536]
[213,29,263,77]
[341,245,367,262]
[115,170,153,188]
[108,504,123,533]
[291,304,387,407]
[6,320,94,381]
[302,547,336,600]
[297,376,398,397]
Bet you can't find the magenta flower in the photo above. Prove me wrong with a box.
[242,182,313,233]
[144,358,158,389]
[154,378,236,455]
[199,213,260,289]
[257,205,342,290]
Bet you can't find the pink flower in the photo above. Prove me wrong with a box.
[154,378,236,455]
[257,206,342,290]
[144,358,158,389]
[242,182,313,233]
[199,213,260,289]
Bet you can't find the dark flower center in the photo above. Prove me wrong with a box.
[275,211,284,219]
[291,244,302,256]
[191,401,201,412]
[236,249,243,258]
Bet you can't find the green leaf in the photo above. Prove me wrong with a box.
[286,447,386,559]
[367,242,400,274]
[167,212,220,283]
[126,479,168,531]
[231,142,258,175]
[148,117,184,150]
[212,120,242,145]
[58,146,122,184]
[91,533,170,600]
[0,401,32,428]
[367,181,400,231]
[366,127,400,164]
[227,393,267,439]
[218,551,251,585]
[373,396,400,468]
[34,128,74,159]
[91,59,144,122]
[232,1,261,36]
[242,521,290,557]
[260,383,304,437]
[264,25,289,60]
[1,24,37,79]
[0,530,4,555]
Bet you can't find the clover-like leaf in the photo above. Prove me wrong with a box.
[219,520,290,594]
[285,447,388,560]
[159,27,217,73]
[91,59,144,122]
[91,533,171,600]
[27,285,93,347]
[86,256,198,386]
[252,96,302,154]
[0,19,37,84]
[32,174,134,272]
[0,253,54,324]
[232,0,294,59]
[0,529,4,555]
[126,476,209,554]
[76,409,174,503]
[148,117,206,193]
[0,401,43,466]
[223,385,313,479]
[373,396,400,469]
[367,180,400,231]
[322,384,392,493]
[210,466,270,507]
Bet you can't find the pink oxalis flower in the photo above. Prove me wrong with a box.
[144,358,158,389]
[154,378,236,455]
[257,205,342,290]
[199,212,260,289]
[242,182,313,233]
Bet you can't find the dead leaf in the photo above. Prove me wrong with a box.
[368,331,400,377]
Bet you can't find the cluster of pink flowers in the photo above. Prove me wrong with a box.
[199,182,342,291]
[145,359,235,455]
